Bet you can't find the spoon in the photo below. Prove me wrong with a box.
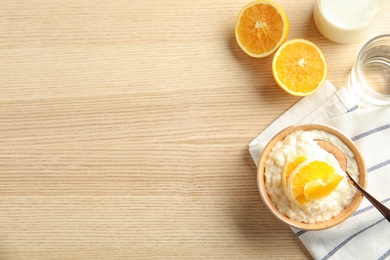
[316,139,390,222]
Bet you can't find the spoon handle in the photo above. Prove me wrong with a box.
[346,173,390,222]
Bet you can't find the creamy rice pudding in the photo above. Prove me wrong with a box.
[264,129,359,224]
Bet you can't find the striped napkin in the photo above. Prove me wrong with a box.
[249,81,390,260]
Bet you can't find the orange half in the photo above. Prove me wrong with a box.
[272,39,327,96]
[235,0,289,58]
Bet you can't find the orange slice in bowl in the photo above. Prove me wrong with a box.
[235,0,290,58]
[304,173,344,201]
[282,155,306,193]
[288,160,343,205]
[272,39,327,96]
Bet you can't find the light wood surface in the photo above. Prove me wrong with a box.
[0,1,389,259]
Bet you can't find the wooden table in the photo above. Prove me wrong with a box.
[1,1,389,259]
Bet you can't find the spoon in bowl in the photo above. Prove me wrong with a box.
[316,139,390,222]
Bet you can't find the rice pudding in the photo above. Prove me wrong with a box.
[264,129,358,224]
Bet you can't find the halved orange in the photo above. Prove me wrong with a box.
[288,160,344,205]
[235,0,289,58]
[272,39,327,96]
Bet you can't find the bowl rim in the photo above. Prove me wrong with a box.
[257,124,367,230]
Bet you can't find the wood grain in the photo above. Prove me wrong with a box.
[1,0,389,259]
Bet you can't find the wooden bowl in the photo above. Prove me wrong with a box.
[257,124,367,230]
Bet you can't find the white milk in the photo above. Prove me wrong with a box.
[313,0,384,43]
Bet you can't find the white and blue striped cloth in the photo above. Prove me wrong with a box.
[249,81,390,260]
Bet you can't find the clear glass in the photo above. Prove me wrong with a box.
[313,0,384,43]
[348,34,390,108]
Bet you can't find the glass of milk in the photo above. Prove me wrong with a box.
[313,0,384,44]
[348,34,390,108]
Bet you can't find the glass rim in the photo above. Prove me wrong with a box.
[356,34,390,66]
[356,34,390,98]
